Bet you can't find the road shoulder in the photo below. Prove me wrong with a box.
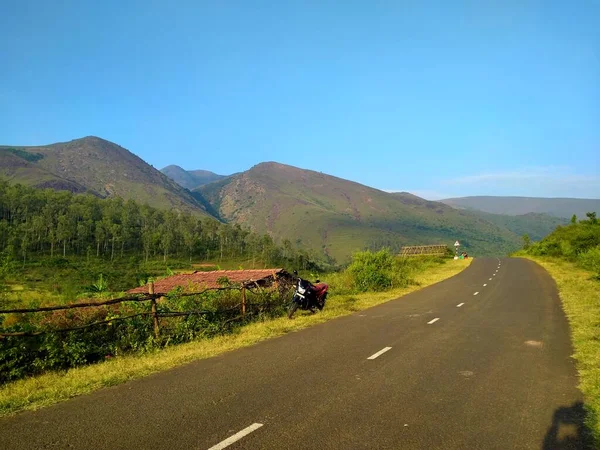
[520,256,600,445]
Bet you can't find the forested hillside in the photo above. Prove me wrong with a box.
[0,181,321,270]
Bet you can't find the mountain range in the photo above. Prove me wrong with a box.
[1,136,589,261]
[441,196,600,220]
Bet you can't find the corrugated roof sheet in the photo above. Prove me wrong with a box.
[128,269,287,295]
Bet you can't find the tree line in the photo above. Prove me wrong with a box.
[0,180,325,270]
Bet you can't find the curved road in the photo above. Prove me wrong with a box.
[0,258,593,449]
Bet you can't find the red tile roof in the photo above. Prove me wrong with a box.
[128,269,287,295]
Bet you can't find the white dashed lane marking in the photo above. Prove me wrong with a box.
[208,423,264,450]
[367,347,392,360]
[456,303,464,307]
[427,318,440,325]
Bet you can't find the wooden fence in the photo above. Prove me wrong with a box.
[399,245,449,257]
[0,280,292,339]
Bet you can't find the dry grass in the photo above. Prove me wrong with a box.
[523,256,600,443]
[0,259,471,417]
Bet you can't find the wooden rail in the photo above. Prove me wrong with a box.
[0,282,289,339]
[399,245,449,257]
[0,286,246,315]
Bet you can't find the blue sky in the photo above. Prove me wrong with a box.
[1,1,598,199]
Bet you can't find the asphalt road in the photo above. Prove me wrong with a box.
[0,258,594,449]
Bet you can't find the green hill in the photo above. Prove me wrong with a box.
[199,162,523,262]
[0,137,213,217]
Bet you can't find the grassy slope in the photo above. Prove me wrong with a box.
[0,259,471,417]
[1,137,213,217]
[521,256,600,443]
[0,151,90,193]
[0,257,196,308]
[199,163,521,262]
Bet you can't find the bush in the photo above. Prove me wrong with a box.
[578,246,600,275]
[524,222,600,260]
[344,250,442,292]
[347,250,394,292]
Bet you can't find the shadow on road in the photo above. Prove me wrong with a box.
[542,402,595,450]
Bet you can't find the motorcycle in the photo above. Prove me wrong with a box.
[287,271,329,319]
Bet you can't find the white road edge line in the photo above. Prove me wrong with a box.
[456,303,464,307]
[208,423,264,450]
[367,346,392,360]
[473,292,479,296]
[427,318,440,324]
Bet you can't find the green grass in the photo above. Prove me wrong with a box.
[521,256,600,444]
[1,256,267,308]
[0,258,471,417]
[0,257,195,307]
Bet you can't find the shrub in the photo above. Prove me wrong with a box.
[578,246,600,275]
[347,250,394,292]
[523,222,600,260]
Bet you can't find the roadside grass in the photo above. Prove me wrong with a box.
[0,256,276,308]
[522,256,600,443]
[0,259,471,417]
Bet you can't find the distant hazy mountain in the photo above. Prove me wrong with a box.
[161,165,227,190]
[0,137,214,216]
[466,212,568,241]
[441,196,600,219]
[198,162,524,261]
[393,193,567,241]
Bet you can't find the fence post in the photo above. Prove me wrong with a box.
[241,287,246,316]
[149,282,160,339]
